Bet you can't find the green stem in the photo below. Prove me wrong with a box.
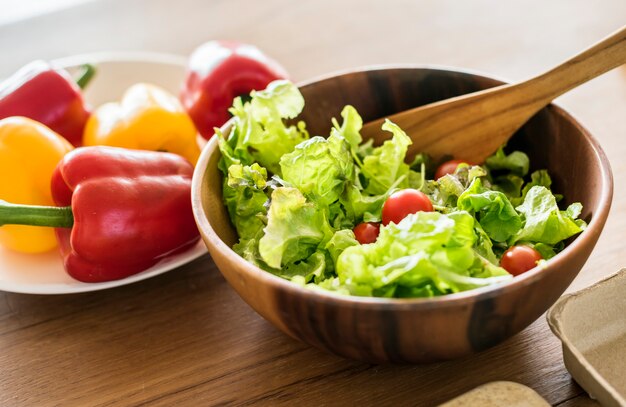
[75,64,96,89]
[0,201,73,228]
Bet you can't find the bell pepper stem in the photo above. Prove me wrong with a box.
[0,200,73,228]
[75,64,96,89]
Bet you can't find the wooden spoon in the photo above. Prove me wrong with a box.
[360,25,626,163]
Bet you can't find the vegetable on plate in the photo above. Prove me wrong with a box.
[0,117,74,253]
[83,83,201,165]
[0,146,200,282]
[0,61,94,147]
[180,40,289,140]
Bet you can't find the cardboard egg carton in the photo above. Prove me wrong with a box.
[548,269,626,407]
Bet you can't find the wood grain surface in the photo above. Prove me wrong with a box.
[1,0,625,405]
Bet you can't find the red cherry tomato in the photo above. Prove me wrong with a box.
[500,245,543,276]
[353,222,380,244]
[435,159,468,180]
[382,189,433,226]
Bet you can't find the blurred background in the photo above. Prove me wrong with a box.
[1,0,624,82]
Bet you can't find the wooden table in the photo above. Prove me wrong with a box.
[1,0,625,405]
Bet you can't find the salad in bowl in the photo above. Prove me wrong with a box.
[215,80,585,299]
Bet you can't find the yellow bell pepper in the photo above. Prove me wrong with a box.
[83,83,200,165]
[0,117,73,253]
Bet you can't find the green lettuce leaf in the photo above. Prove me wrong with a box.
[426,165,488,210]
[531,242,558,260]
[259,187,333,269]
[325,229,359,269]
[327,201,353,229]
[279,134,354,207]
[334,211,510,297]
[493,169,555,207]
[339,185,387,223]
[279,251,327,284]
[355,138,374,160]
[216,127,242,172]
[227,162,267,189]
[457,178,522,242]
[222,163,269,241]
[566,202,583,219]
[233,227,267,270]
[492,174,524,201]
[331,105,363,150]
[224,80,309,175]
[472,221,499,264]
[512,186,585,245]
[485,147,530,176]
[360,120,412,195]
[439,174,465,196]
[408,169,425,190]
[512,169,555,206]
[250,79,304,119]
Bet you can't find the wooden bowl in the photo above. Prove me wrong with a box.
[191,67,613,363]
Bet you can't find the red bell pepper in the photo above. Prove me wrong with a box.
[180,40,289,139]
[0,146,200,282]
[0,61,94,147]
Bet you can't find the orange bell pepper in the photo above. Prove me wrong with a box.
[83,83,200,165]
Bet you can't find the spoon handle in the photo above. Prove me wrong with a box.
[523,24,626,106]
[360,25,626,163]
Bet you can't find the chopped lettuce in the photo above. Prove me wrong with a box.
[217,80,586,299]
[258,187,333,269]
[427,164,487,210]
[224,163,271,269]
[485,146,530,176]
[457,178,522,242]
[437,175,466,202]
[325,229,359,269]
[514,169,556,206]
[531,242,558,260]
[339,185,388,223]
[492,174,525,202]
[280,251,327,283]
[334,211,510,297]
[219,80,309,175]
[331,105,363,150]
[223,163,269,241]
[280,134,354,207]
[360,120,412,195]
[512,186,585,245]
[233,229,266,268]
[227,162,267,189]
[473,221,499,264]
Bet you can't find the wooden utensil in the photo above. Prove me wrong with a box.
[360,25,626,163]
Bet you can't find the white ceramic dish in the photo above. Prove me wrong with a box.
[0,52,208,294]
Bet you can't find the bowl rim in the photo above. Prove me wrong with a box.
[191,64,614,309]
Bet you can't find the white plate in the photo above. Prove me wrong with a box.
[0,52,208,294]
